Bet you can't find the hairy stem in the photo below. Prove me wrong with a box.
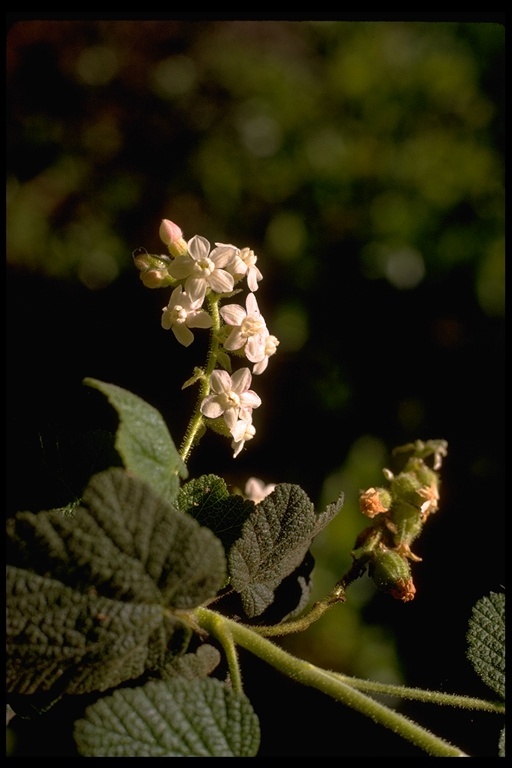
[179,294,222,463]
[325,672,505,713]
[193,606,469,757]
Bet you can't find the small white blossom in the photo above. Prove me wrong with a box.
[231,412,256,458]
[252,331,279,374]
[222,245,263,292]
[168,235,236,298]
[161,284,212,346]
[200,367,261,431]
[220,292,268,361]
[244,477,276,504]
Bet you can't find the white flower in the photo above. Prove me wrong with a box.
[200,367,261,431]
[231,411,257,458]
[168,235,236,298]
[161,284,212,346]
[252,331,279,374]
[222,245,263,292]
[220,292,267,360]
[244,477,276,504]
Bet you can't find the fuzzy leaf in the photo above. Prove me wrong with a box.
[7,468,226,697]
[161,644,221,681]
[177,474,255,550]
[228,484,344,617]
[466,591,505,699]
[84,378,187,502]
[6,566,172,696]
[73,678,260,757]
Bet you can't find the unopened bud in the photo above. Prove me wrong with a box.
[140,268,170,288]
[133,252,174,288]
[369,549,416,602]
[159,219,188,257]
[387,499,424,556]
[390,470,424,506]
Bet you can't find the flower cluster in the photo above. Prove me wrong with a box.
[351,439,447,602]
[134,219,279,458]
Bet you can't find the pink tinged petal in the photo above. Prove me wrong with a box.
[210,244,239,268]
[200,395,224,419]
[240,391,261,409]
[245,335,267,362]
[247,269,262,292]
[220,303,247,326]
[184,276,208,297]
[186,310,213,329]
[231,420,250,442]
[210,369,233,394]
[188,235,211,261]
[232,441,244,458]
[231,367,253,394]
[208,269,234,294]
[173,324,195,347]
[252,358,269,375]
[223,328,246,351]
[223,408,238,431]
[245,292,260,316]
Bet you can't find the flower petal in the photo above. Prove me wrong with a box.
[173,324,194,347]
[200,395,224,418]
[187,310,213,329]
[231,367,252,393]
[208,269,234,294]
[168,256,194,280]
[222,328,246,351]
[220,304,247,326]
[209,369,232,394]
[188,235,211,261]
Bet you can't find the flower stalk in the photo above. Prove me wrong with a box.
[192,606,469,757]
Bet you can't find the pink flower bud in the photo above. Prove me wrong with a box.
[159,219,183,245]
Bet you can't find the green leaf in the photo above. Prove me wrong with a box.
[177,474,255,550]
[84,378,187,503]
[7,468,227,697]
[466,591,505,699]
[73,678,260,757]
[161,644,221,681]
[228,483,344,617]
[6,565,169,696]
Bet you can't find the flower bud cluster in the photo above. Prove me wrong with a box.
[352,439,447,601]
[134,219,280,458]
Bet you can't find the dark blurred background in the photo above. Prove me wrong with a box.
[6,16,505,757]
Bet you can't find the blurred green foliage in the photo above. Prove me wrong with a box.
[7,19,504,310]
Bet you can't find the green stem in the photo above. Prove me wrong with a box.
[249,589,345,636]
[325,672,505,713]
[206,609,243,695]
[193,607,468,757]
[179,294,222,463]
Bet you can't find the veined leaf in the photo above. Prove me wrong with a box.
[228,483,344,617]
[7,468,226,697]
[177,474,255,550]
[84,378,187,503]
[73,677,260,757]
[466,591,505,699]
